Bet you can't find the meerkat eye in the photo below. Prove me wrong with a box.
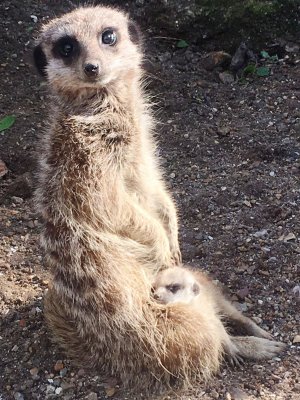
[59,42,74,57]
[53,36,79,61]
[166,284,181,294]
[101,29,117,46]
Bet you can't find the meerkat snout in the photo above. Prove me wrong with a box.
[84,62,100,79]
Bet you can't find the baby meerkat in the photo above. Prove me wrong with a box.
[153,266,282,364]
[33,5,285,392]
[153,266,201,304]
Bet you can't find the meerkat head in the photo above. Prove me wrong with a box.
[152,267,200,305]
[33,6,142,96]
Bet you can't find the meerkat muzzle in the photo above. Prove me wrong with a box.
[84,62,99,78]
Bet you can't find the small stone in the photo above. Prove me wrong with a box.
[55,387,63,395]
[229,387,250,400]
[293,335,300,343]
[0,159,8,178]
[253,229,268,238]
[202,51,231,71]
[54,360,64,371]
[236,287,249,300]
[12,345,18,351]
[14,393,24,400]
[219,71,234,84]
[46,385,55,394]
[105,387,116,397]
[258,299,263,305]
[30,15,38,23]
[292,285,300,297]
[19,319,26,328]
[59,367,68,377]
[29,367,39,377]
[279,232,296,242]
[293,383,300,392]
[11,196,24,204]
[210,389,219,399]
[170,172,176,179]
[77,368,85,376]
[60,381,74,390]
[85,393,98,400]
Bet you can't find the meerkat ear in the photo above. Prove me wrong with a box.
[128,20,142,46]
[33,44,48,78]
[192,282,200,295]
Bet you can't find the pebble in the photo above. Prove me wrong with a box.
[253,229,268,238]
[14,393,24,400]
[11,196,24,204]
[85,393,98,400]
[55,387,63,395]
[59,367,68,377]
[29,367,39,377]
[219,71,235,84]
[54,360,64,371]
[170,172,176,178]
[229,387,250,400]
[293,335,300,343]
[236,287,249,300]
[0,159,8,178]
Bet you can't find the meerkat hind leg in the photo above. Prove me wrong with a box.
[217,294,273,340]
[231,336,286,360]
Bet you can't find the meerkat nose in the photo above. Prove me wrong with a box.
[84,63,99,78]
[153,293,160,300]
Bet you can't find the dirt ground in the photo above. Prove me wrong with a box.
[0,1,299,399]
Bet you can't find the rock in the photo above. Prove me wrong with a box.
[8,172,34,199]
[285,42,299,53]
[85,393,98,400]
[202,51,231,71]
[217,126,231,136]
[292,285,300,297]
[77,368,85,376]
[59,367,68,377]
[29,367,39,377]
[236,287,249,300]
[54,360,64,372]
[14,393,24,400]
[11,196,24,204]
[229,387,250,400]
[230,42,256,73]
[278,232,296,242]
[105,387,116,397]
[0,159,8,178]
[293,335,300,343]
[55,387,63,395]
[219,71,235,84]
[253,229,268,238]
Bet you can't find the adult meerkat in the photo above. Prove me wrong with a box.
[152,267,280,363]
[33,6,285,391]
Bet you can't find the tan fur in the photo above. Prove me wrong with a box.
[153,267,286,364]
[34,6,284,392]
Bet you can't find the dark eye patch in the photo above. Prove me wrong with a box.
[52,36,80,65]
[166,284,181,294]
[128,21,141,45]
